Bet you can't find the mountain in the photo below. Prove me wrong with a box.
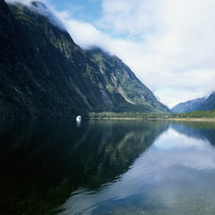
[86,48,169,113]
[198,92,215,111]
[0,0,169,119]
[172,92,215,113]
[171,97,206,113]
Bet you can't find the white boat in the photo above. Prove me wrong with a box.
[76,115,82,122]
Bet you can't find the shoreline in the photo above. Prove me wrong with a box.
[89,117,145,120]
[168,118,215,122]
[89,117,215,122]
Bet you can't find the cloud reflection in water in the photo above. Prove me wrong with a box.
[59,126,215,215]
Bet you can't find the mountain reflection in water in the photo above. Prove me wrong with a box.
[0,120,215,215]
[0,120,166,215]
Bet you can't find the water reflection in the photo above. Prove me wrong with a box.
[0,120,167,215]
[60,122,215,215]
[1,120,215,214]
[153,127,215,170]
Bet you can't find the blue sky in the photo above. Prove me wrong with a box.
[50,0,102,22]
[6,0,215,107]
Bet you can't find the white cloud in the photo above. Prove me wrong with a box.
[61,19,110,50]
[100,0,161,38]
[100,0,215,107]
[6,0,66,30]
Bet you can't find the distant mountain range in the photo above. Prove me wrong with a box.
[171,92,215,113]
[0,0,169,119]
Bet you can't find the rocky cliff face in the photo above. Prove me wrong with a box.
[0,0,169,118]
[86,48,169,112]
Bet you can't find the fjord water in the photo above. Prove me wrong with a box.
[1,121,215,214]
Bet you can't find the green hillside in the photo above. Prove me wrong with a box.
[0,0,169,119]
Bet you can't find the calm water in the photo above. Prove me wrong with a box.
[1,120,215,215]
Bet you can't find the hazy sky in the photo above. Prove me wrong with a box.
[6,0,215,107]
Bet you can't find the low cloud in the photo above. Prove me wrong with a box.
[6,0,66,30]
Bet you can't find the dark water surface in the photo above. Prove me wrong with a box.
[1,120,215,215]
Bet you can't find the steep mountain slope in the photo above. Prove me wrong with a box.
[0,0,169,118]
[171,97,206,113]
[1,1,110,118]
[198,92,215,111]
[86,48,169,112]
[172,92,215,113]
